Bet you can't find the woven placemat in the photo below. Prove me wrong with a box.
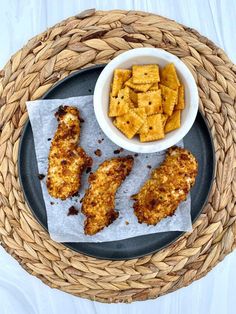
[0,9,235,303]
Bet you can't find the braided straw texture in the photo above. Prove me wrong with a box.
[0,9,235,303]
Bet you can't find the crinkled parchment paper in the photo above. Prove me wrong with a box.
[26,96,192,242]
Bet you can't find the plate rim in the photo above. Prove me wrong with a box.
[18,65,216,260]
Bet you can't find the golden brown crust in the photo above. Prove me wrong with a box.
[47,106,92,200]
[82,156,134,235]
[133,146,198,225]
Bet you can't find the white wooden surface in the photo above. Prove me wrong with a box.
[0,1,236,313]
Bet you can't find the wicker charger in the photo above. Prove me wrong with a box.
[0,9,235,303]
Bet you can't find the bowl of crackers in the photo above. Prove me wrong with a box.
[94,48,199,153]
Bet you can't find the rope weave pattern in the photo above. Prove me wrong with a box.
[0,9,235,303]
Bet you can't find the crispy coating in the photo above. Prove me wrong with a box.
[47,106,92,200]
[133,146,198,225]
[82,156,134,235]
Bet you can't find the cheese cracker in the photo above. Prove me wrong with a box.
[111,69,132,97]
[137,90,162,115]
[175,85,185,110]
[160,63,180,90]
[140,114,165,142]
[109,86,130,117]
[114,110,144,139]
[132,64,160,84]
[160,84,178,116]
[165,110,181,133]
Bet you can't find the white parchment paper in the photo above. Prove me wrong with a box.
[26,96,192,242]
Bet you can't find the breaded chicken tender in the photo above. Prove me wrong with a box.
[133,146,198,225]
[82,156,134,235]
[47,106,92,200]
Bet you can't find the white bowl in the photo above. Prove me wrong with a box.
[93,48,199,153]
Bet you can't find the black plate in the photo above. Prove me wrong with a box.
[18,65,215,260]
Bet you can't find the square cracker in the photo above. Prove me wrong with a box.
[165,110,181,133]
[125,77,152,92]
[137,90,162,115]
[160,84,178,116]
[132,64,160,84]
[111,69,132,96]
[109,86,130,117]
[160,63,180,90]
[114,110,144,139]
[175,84,185,110]
[140,114,165,142]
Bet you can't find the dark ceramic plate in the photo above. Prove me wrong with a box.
[18,65,215,260]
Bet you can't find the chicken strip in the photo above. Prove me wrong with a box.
[47,106,92,200]
[133,146,198,225]
[82,156,134,235]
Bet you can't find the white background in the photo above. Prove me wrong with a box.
[0,1,236,313]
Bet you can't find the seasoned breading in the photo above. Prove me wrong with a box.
[82,156,134,235]
[47,106,92,200]
[132,146,198,225]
